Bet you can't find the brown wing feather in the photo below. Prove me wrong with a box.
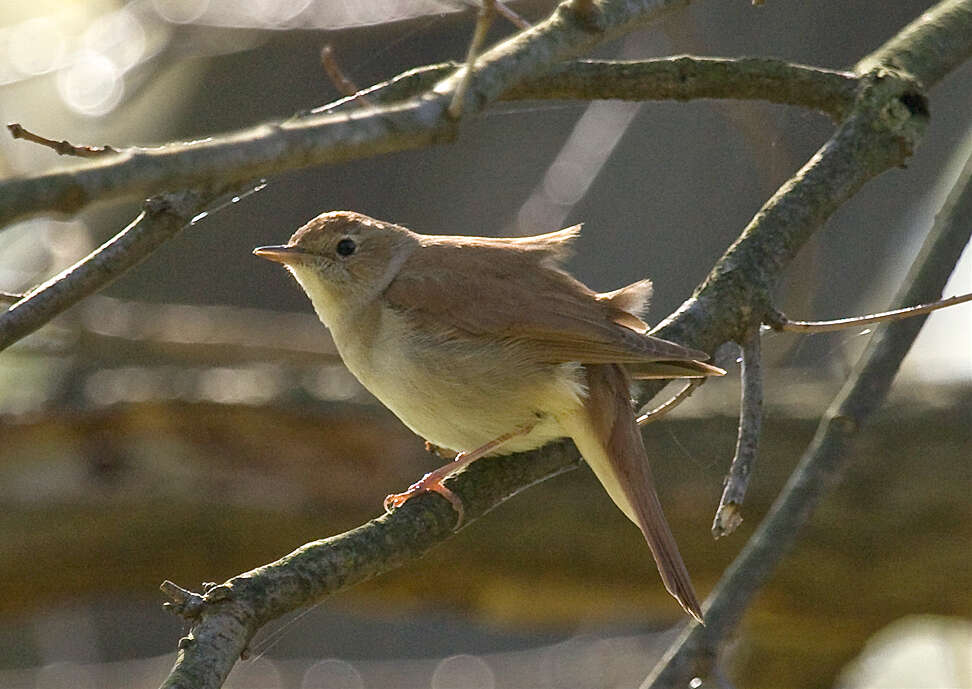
[384,238,712,366]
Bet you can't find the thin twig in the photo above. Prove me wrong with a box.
[495,1,532,29]
[0,191,206,352]
[769,292,972,332]
[636,379,703,425]
[0,291,25,307]
[320,45,374,108]
[643,147,972,689]
[712,333,763,539]
[7,122,120,157]
[449,0,498,119]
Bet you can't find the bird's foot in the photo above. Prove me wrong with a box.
[383,460,467,527]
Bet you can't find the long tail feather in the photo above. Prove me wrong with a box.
[573,364,704,623]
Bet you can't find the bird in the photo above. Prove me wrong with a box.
[254,210,724,622]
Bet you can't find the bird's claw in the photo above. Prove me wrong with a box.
[383,472,465,528]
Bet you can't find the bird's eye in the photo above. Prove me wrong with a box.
[335,238,356,257]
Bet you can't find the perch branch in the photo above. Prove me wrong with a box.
[158,442,582,689]
[643,146,972,688]
[712,333,763,539]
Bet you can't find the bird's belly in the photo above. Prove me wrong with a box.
[332,310,585,453]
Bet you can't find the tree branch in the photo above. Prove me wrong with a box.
[643,146,972,688]
[711,333,763,539]
[0,55,860,353]
[651,69,929,352]
[159,441,582,689]
[769,292,972,332]
[857,0,972,85]
[0,53,858,230]
[508,57,857,119]
[144,1,970,686]
[0,0,690,227]
[0,191,207,352]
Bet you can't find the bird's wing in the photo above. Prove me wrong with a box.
[384,240,713,366]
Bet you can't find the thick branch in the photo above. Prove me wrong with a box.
[857,0,972,86]
[0,55,857,228]
[653,0,964,352]
[1,53,858,230]
[0,192,206,352]
[652,71,928,351]
[0,0,690,227]
[643,147,972,688]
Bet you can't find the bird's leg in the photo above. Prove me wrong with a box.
[384,422,537,527]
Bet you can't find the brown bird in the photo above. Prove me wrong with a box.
[254,211,724,622]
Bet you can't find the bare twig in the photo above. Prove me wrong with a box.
[0,291,25,307]
[495,1,532,29]
[712,333,763,539]
[636,379,703,425]
[769,292,972,332]
[7,122,120,157]
[320,45,374,108]
[450,0,499,119]
[0,191,206,352]
[643,147,972,689]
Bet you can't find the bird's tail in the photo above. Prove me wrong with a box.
[565,363,703,623]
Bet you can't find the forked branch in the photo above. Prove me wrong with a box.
[644,148,972,688]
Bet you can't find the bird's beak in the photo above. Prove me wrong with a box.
[253,245,308,265]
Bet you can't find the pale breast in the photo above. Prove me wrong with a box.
[329,304,587,453]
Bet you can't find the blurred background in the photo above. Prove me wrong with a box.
[0,1,969,687]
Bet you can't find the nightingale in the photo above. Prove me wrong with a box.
[254,210,724,622]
